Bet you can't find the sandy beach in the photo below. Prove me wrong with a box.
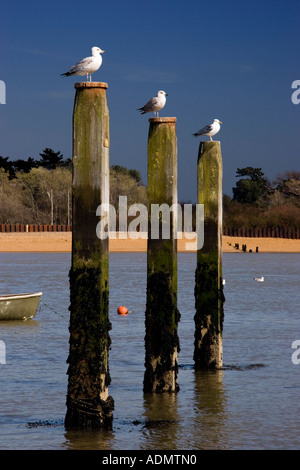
[0,232,300,253]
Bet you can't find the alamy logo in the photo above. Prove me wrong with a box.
[0,80,6,104]
[291,80,300,105]
[0,340,6,364]
[291,340,300,365]
[96,196,204,251]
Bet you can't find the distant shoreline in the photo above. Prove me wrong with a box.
[1,232,300,253]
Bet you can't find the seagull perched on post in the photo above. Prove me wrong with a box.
[193,119,222,141]
[61,46,105,82]
[137,90,168,117]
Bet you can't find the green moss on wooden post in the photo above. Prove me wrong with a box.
[144,117,180,393]
[65,82,114,429]
[194,141,225,370]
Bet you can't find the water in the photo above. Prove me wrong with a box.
[0,251,299,450]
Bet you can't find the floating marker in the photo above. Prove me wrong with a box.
[117,306,128,315]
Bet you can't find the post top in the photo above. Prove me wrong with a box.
[74,82,108,89]
[148,117,177,123]
[200,140,221,145]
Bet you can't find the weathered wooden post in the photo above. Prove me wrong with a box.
[144,117,180,393]
[194,141,224,369]
[65,82,113,429]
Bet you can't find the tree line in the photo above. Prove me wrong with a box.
[0,149,299,230]
[224,167,300,229]
[0,149,147,225]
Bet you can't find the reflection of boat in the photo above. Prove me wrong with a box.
[0,292,42,321]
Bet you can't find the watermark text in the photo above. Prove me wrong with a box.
[96,196,204,250]
[291,80,300,105]
[291,340,300,364]
[0,340,6,364]
[0,80,6,104]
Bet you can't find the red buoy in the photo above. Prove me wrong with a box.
[117,306,128,315]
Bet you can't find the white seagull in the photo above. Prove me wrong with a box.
[193,119,222,141]
[61,46,105,82]
[137,90,168,117]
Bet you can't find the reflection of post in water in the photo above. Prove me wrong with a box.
[65,82,113,429]
[193,370,226,447]
[144,117,180,393]
[143,393,178,447]
[194,141,224,370]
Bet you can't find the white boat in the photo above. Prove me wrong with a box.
[0,292,42,321]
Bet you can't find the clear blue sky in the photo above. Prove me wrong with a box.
[1,0,299,201]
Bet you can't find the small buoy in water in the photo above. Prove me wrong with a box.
[254,276,264,282]
[117,306,128,315]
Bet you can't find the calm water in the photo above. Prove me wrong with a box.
[0,251,299,450]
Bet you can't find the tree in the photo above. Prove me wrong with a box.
[110,166,147,209]
[12,157,37,173]
[38,148,64,170]
[110,165,142,184]
[272,171,300,207]
[232,167,271,204]
[0,155,15,179]
[15,167,72,224]
[0,169,32,222]
[274,171,300,187]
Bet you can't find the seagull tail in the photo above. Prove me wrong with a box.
[61,72,72,77]
[137,107,146,114]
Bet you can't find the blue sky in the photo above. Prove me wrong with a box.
[1,0,299,201]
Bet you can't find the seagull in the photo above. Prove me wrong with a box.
[193,119,222,141]
[254,276,264,282]
[137,90,168,117]
[61,46,105,82]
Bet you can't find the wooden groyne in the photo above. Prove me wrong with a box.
[1,224,299,239]
[194,141,224,370]
[223,226,300,239]
[144,117,180,393]
[0,224,71,232]
[65,82,113,429]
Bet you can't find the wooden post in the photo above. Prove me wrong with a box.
[144,117,180,393]
[65,82,113,429]
[194,141,224,370]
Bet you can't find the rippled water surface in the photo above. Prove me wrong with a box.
[0,252,299,449]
